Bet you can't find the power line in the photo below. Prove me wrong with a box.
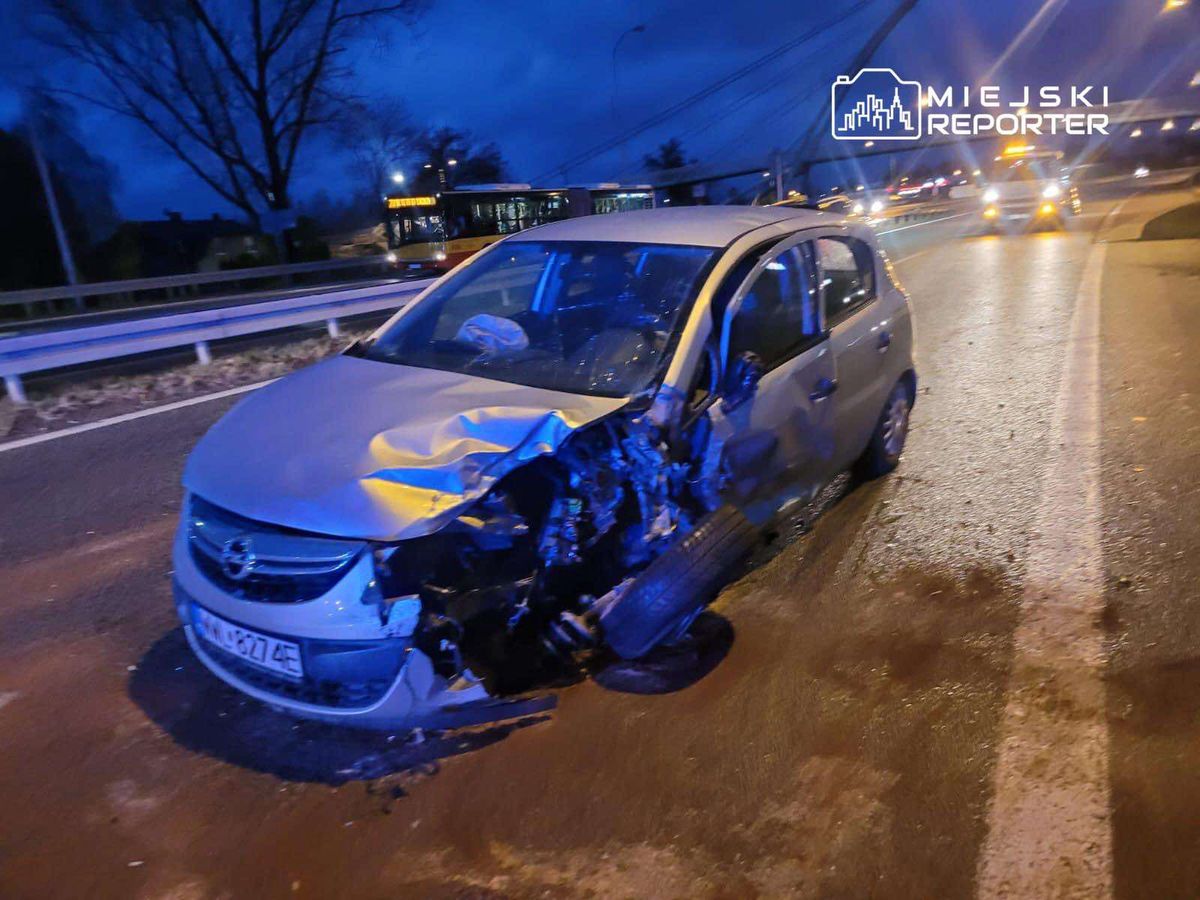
[534,0,878,181]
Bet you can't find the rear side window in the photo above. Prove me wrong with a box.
[817,237,876,325]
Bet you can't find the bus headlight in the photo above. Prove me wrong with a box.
[1042,184,1061,199]
[385,252,398,264]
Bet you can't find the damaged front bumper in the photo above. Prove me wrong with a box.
[172,523,496,730]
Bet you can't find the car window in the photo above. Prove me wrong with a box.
[817,236,875,325]
[361,240,715,397]
[728,244,821,368]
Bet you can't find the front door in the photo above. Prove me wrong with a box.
[717,239,836,512]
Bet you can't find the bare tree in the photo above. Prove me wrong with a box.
[342,97,416,201]
[37,0,426,227]
[409,126,506,193]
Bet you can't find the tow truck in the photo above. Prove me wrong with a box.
[979,143,1081,232]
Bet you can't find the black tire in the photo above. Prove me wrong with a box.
[598,505,759,660]
[853,379,911,480]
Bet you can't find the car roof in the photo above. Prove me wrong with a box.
[516,205,832,248]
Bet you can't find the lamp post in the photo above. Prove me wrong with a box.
[611,24,646,176]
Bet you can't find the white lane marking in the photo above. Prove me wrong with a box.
[875,211,972,235]
[977,242,1111,898]
[0,379,274,454]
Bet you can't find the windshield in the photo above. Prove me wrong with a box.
[360,240,716,397]
[988,157,1062,183]
[387,210,444,247]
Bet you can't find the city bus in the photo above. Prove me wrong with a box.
[383,184,654,270]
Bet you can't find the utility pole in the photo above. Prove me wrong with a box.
[26,109,84,311]
[792,0,920,196]
[611,24,646,178]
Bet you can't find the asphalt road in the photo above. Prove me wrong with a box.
[1,190,1197,899]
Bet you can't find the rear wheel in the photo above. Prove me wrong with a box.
[854,380,911,479]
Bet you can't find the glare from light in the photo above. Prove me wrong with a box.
[1042,184,1061,198]
[447,158,458,166]
[1130,127,1143,138]
[385,251,398,263]
[390,172,405,184]
[1163,0,1188,10]
[1134,165,1150,178]
[972,168,982,176]
[1191,71,1200,88]
[853,202,865,214]
[1161,119,1175,131]
[1191,120,1200,131]
[864,140,875,148]
[952,169,962,176]
[433,251,447,261]
[983,188,1000,203]
[762,171,771,177]
[870,200,884,214]
[983,206,999,219]
[423,163,433,168]
[1038,202,1057,215]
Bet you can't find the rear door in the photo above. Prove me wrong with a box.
[815,234,890,468]
[717,237,837,507]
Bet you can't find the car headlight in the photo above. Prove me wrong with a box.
[983,188,999,203]
[1042,184,1061,199]
[385,252,398,264]
[852,202,864,215]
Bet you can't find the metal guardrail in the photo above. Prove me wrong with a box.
[0,254,399,313]
[0,277,436,404]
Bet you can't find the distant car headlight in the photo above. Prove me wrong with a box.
[385,252,398,264]
[1042,184,1061,199]
[870,200,884,214]
[983,188,999,203]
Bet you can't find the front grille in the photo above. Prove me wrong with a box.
[193,612,408,710]
[188,496,364,603]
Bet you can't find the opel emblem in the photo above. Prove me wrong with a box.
[220,535,257,581]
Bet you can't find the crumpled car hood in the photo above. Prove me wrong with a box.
[183,355,628,540]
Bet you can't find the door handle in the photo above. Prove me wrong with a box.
[809,377,838,403]
[877,330,893,352]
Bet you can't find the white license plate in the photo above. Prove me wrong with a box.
[193,607,304,679]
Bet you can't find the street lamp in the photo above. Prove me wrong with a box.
[390,172,405,184]
[611,24,646,174]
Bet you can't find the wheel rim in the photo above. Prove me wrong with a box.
[880,392,909,458]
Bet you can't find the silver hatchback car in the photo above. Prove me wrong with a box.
[174,206,916,728]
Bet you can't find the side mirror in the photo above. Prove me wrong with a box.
[722,351,764,411]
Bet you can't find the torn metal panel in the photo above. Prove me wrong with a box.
[183,355,627,540]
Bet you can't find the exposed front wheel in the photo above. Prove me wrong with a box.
[854,380,911,479]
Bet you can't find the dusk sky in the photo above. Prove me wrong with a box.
[0,0,1195,220]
